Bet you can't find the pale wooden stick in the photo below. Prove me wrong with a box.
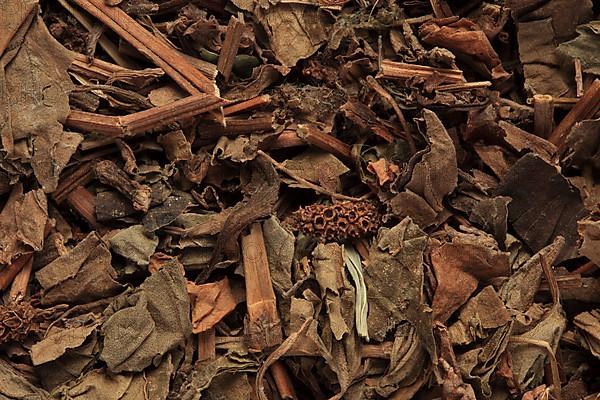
[241,223,282,350]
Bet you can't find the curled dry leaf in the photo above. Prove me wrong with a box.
[187,277,244,333]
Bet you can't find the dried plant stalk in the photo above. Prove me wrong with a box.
[223,95,271,116]
[0,254,33,291]
[66,94,227,136]
[197,328,216,361]
[9,256,33,302]
[550,79,600,149]
[241,223,282,350]
[94,160,152,212]
[270,361,297,400]
[533,94,554,138]
[67,186,99,228]
[52,163,94,203]
[199,115,274,138]
[297,124,352,161]
[378,60,465,83]
[217,15,245,82]
[70,0,217,94]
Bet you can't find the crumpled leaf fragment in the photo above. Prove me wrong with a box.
[59,355,174,400]
[262,4,329,68]
[389,109,457,228]
[313,243,350,341]
[36,232,123,305]
[376,323,429,397]
[457,322,513,398]
[419,18,510,81]
[187,277,243,333]
[31,322,100,366]
[500,237,564,313]
[109,225,159,266]
[176,347,259,397]
[496,153,587,262]
[100,265,191,373]
[365,217,436,361]
[578,218,600,265]
[209,154,279,267]
[0,1,81,192]
[431,226,510,323]
[510,0,593,96]
[0,184,47,264]
[157,130,192,162]
[562,118,600,172]
[558,21,600,75]
[448,286,510,346]
[143,192,192,232]
[573,309,600,359]
[0,358,49,400]
[283,150,349,192]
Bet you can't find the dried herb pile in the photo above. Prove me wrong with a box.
[1,0,600,398]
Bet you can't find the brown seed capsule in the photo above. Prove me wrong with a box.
[287,200,381,241]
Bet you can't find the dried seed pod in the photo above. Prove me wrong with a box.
[287,201,381,241]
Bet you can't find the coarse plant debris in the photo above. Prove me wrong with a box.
[0,0,599,398]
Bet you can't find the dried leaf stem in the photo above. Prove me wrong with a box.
[94,160,152,212]
[550,79,600,149]
[533,94,554,139]
[270,361,297,400]
[366,76,417,154]
[378,60,465,83]
[66,94,226,136]
[217,15,245,82]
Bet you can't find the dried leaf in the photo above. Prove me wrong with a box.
[262,4,329,68]
[31,322,100,366]
[578,218,600,265]
[496,153,587,262]
[574,309,600,359]
[558,21,600,75]
[283,150,349,192]
[109,225,159,266]
[0,185,47,264]
[365,217,436,361]
[431,227,510,322]
[36,232,123,305]
[389,109,457,228]
[0,1,81,192]
[187,277,243,333]
[100,265,192,373]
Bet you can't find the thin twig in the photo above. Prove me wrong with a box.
[257,151,361,202]
[366,76,417,155]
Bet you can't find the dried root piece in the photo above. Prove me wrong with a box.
[287,201,381,241]
[0,300,66,345]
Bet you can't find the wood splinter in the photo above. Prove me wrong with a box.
[94,160,152,212]
[241,223,282,351]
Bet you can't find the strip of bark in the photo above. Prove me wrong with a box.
[197,328,217,361]
[241,223,282,350]
[533,94,554,139]
[550,79,600,149]
[70,0,217,94]
[66,94,226,136]
[379,60,465,82]
[217,15,245,82]
[296,124,352,161]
